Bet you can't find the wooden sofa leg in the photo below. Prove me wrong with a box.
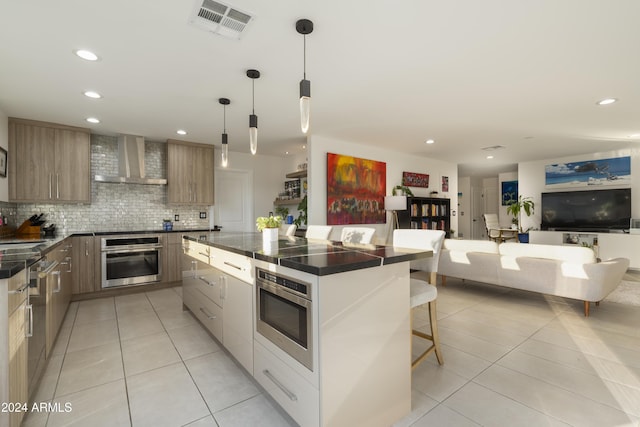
[584,301,590,317]
[441,275,447,287]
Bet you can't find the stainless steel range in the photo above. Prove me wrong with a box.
[101,235,162,288]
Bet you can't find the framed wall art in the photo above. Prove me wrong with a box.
[501,180,518,205]
[402,171,429,188]
[327,153,386,225]
[545,156,631,188]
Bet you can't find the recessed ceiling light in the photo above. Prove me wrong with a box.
[486,155,494,159]
[302,145,306,149]
[84,91,102,99]
[285,151,289,155]
[425,139,435,144]
[75,49,99,61]
[177,130,187,135]
[86,117,100,124]
[597,98,617,106]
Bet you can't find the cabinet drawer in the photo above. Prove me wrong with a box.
[210,247,253,284]
[254,341,319,427]
[183,258,223,306]
[8,270,28,314]
[183,240,211,264]
[183,287,222,342]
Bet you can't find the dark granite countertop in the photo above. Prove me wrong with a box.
[183,232,432,276]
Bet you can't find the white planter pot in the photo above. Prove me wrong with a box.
[262,228,279,252]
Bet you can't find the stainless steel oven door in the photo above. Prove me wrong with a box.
[101,245,162,288]
[256,276,313,370]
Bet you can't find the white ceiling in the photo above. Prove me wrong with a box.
[1,0,639,177]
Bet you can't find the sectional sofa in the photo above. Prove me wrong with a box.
[438,240,629,316]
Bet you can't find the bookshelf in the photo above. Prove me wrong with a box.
[397,196,451,237]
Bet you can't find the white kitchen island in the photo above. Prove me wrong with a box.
[182,232,432,427]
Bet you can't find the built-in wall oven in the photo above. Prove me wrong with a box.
[101,235,162,288]
[256,268,313,370]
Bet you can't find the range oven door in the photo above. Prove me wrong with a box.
[256,269,313,370]
[101,236,162,288]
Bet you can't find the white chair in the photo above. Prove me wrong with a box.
[340,227,376,244]
[305,225,333,240]
[483,213,517,243]
[279,224,297,237]
[393,229,444,368]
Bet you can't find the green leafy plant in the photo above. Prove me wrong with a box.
[275,206,289,218]
[506,196,535,233]
[392,185,414,196]
[256,215,282,231]
[294,195,307,227]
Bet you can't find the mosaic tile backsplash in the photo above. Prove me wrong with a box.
[15,135,211,234]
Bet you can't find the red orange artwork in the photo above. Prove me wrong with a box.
[326,153,386,225]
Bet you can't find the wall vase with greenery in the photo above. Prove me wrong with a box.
[256,216,282,252]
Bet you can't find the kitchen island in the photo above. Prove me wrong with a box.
[182,232,432,427]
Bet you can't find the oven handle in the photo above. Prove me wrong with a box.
[102,245,163,254]
[262,370,298,402]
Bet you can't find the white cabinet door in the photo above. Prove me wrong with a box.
[222,274,253,374]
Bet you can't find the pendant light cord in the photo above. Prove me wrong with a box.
[252,79,255,115]
[303,35,307,80]
[223,105,226,133]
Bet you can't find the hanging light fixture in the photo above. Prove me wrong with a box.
[296,19,313,134]
[219,98,230,167]
[246,69,260,155]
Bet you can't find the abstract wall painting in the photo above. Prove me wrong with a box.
[402,171,429,188]
[501,180,518,206]
[545,156,631,188]
[327,153,386,225]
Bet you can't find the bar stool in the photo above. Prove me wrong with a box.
[410,279,443,368]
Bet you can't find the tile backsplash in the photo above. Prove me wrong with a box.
[14,135,211,234]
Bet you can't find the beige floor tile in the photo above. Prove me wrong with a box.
[155,307,197,330]
[167,323,221,360]
[438,325,514,362]
[50,325,72,356]
[498,350,640,417]
[60,302,79,330]
[444,381,570,427]
[172,286,183,297]
[184,415,218,427]
[115,293,155,319]
[413,342,491,380]
[21,408,49,427]
[146,288,183,311]
[213,394,297,427]
[48,380,130,427]
[185,351,259,412]
[411,359,469,402]
[66,318,119,353]
[32,354,64,402]
[74,297,116,324]
[411,404,480,427]
[474,364,639,426]
[117,311,164,341]
[393,389,439,427]
[121,331,181,376]
[55,342,123,397]
[127,362,209,427]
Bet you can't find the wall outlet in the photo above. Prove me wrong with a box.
[199,212,207,219]
[174,214,180,221]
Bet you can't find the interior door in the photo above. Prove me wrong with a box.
[215,169,253,232]
[471,185,485,239]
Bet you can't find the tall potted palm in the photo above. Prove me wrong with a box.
[506,196,535,243]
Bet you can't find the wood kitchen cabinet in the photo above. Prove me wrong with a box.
[8,118,91,203]
[72,236,99,294]
[162,233,183,283]
[45,243,72,357]
[167,139,214,205]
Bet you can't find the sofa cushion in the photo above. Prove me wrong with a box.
[499,242,596,264]
[442,239,499,254]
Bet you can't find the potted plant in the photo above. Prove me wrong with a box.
[293,195,307,228]
[392,185,414,196]
[506,196,535,243]
[256,215,282,251]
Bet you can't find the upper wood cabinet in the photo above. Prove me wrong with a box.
[8,118,91,203]
[167,139,214,205]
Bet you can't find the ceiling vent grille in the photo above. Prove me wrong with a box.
[481,145,506,151]
[189,0,253,40]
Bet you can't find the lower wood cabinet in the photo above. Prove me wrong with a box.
[71,236,99,294]
[45,243,72,357]
[162,233,183,283]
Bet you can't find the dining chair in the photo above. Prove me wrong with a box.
[340,227,376,244]
[279,224,297,237]
[305,225,333,240]
[393,229,445,368]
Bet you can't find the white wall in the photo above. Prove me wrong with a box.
[0,111,8,201]
[518,147,640,233]
[308,135,458,243]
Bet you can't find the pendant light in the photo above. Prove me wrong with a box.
[296,19,313,134]
[246,69,260,155]
[219,98,230,167]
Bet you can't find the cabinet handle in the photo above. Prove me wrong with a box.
[26,304,33,338]
[9,283,29,294]
[85,240,89,257]
[198,276,216,287]
[198,252,209,258]
[62,256,72,272]
[263,369,298,402]
[52,270,61,293]
[223,261,243,271]
[220,275,226,300]
[49,173,53,199]
[38,260,60,278]
[199,307,216,320]
[56,173,60,199]
[193,183,197,203]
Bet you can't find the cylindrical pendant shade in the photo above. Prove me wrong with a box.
[249,127,258,155]
[221,135,229,168]
[300,96,310,134]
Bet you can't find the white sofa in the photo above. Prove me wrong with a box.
[438,240,629,316]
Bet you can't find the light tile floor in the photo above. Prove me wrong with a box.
[22,278,640,427]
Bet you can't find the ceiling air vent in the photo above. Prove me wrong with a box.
[481,145,506,151]
[189,0,253,40]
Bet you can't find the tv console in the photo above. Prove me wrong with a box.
[529,230,638,270]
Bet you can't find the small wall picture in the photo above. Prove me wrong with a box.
[0,147,6,178]
[441,176,449,192]
[502,180,518,205]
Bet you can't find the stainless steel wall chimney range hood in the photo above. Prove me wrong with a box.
[94,135,167,185]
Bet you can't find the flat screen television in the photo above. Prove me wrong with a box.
[541,188,631,232]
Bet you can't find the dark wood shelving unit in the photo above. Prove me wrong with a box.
[397,196,451,237]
